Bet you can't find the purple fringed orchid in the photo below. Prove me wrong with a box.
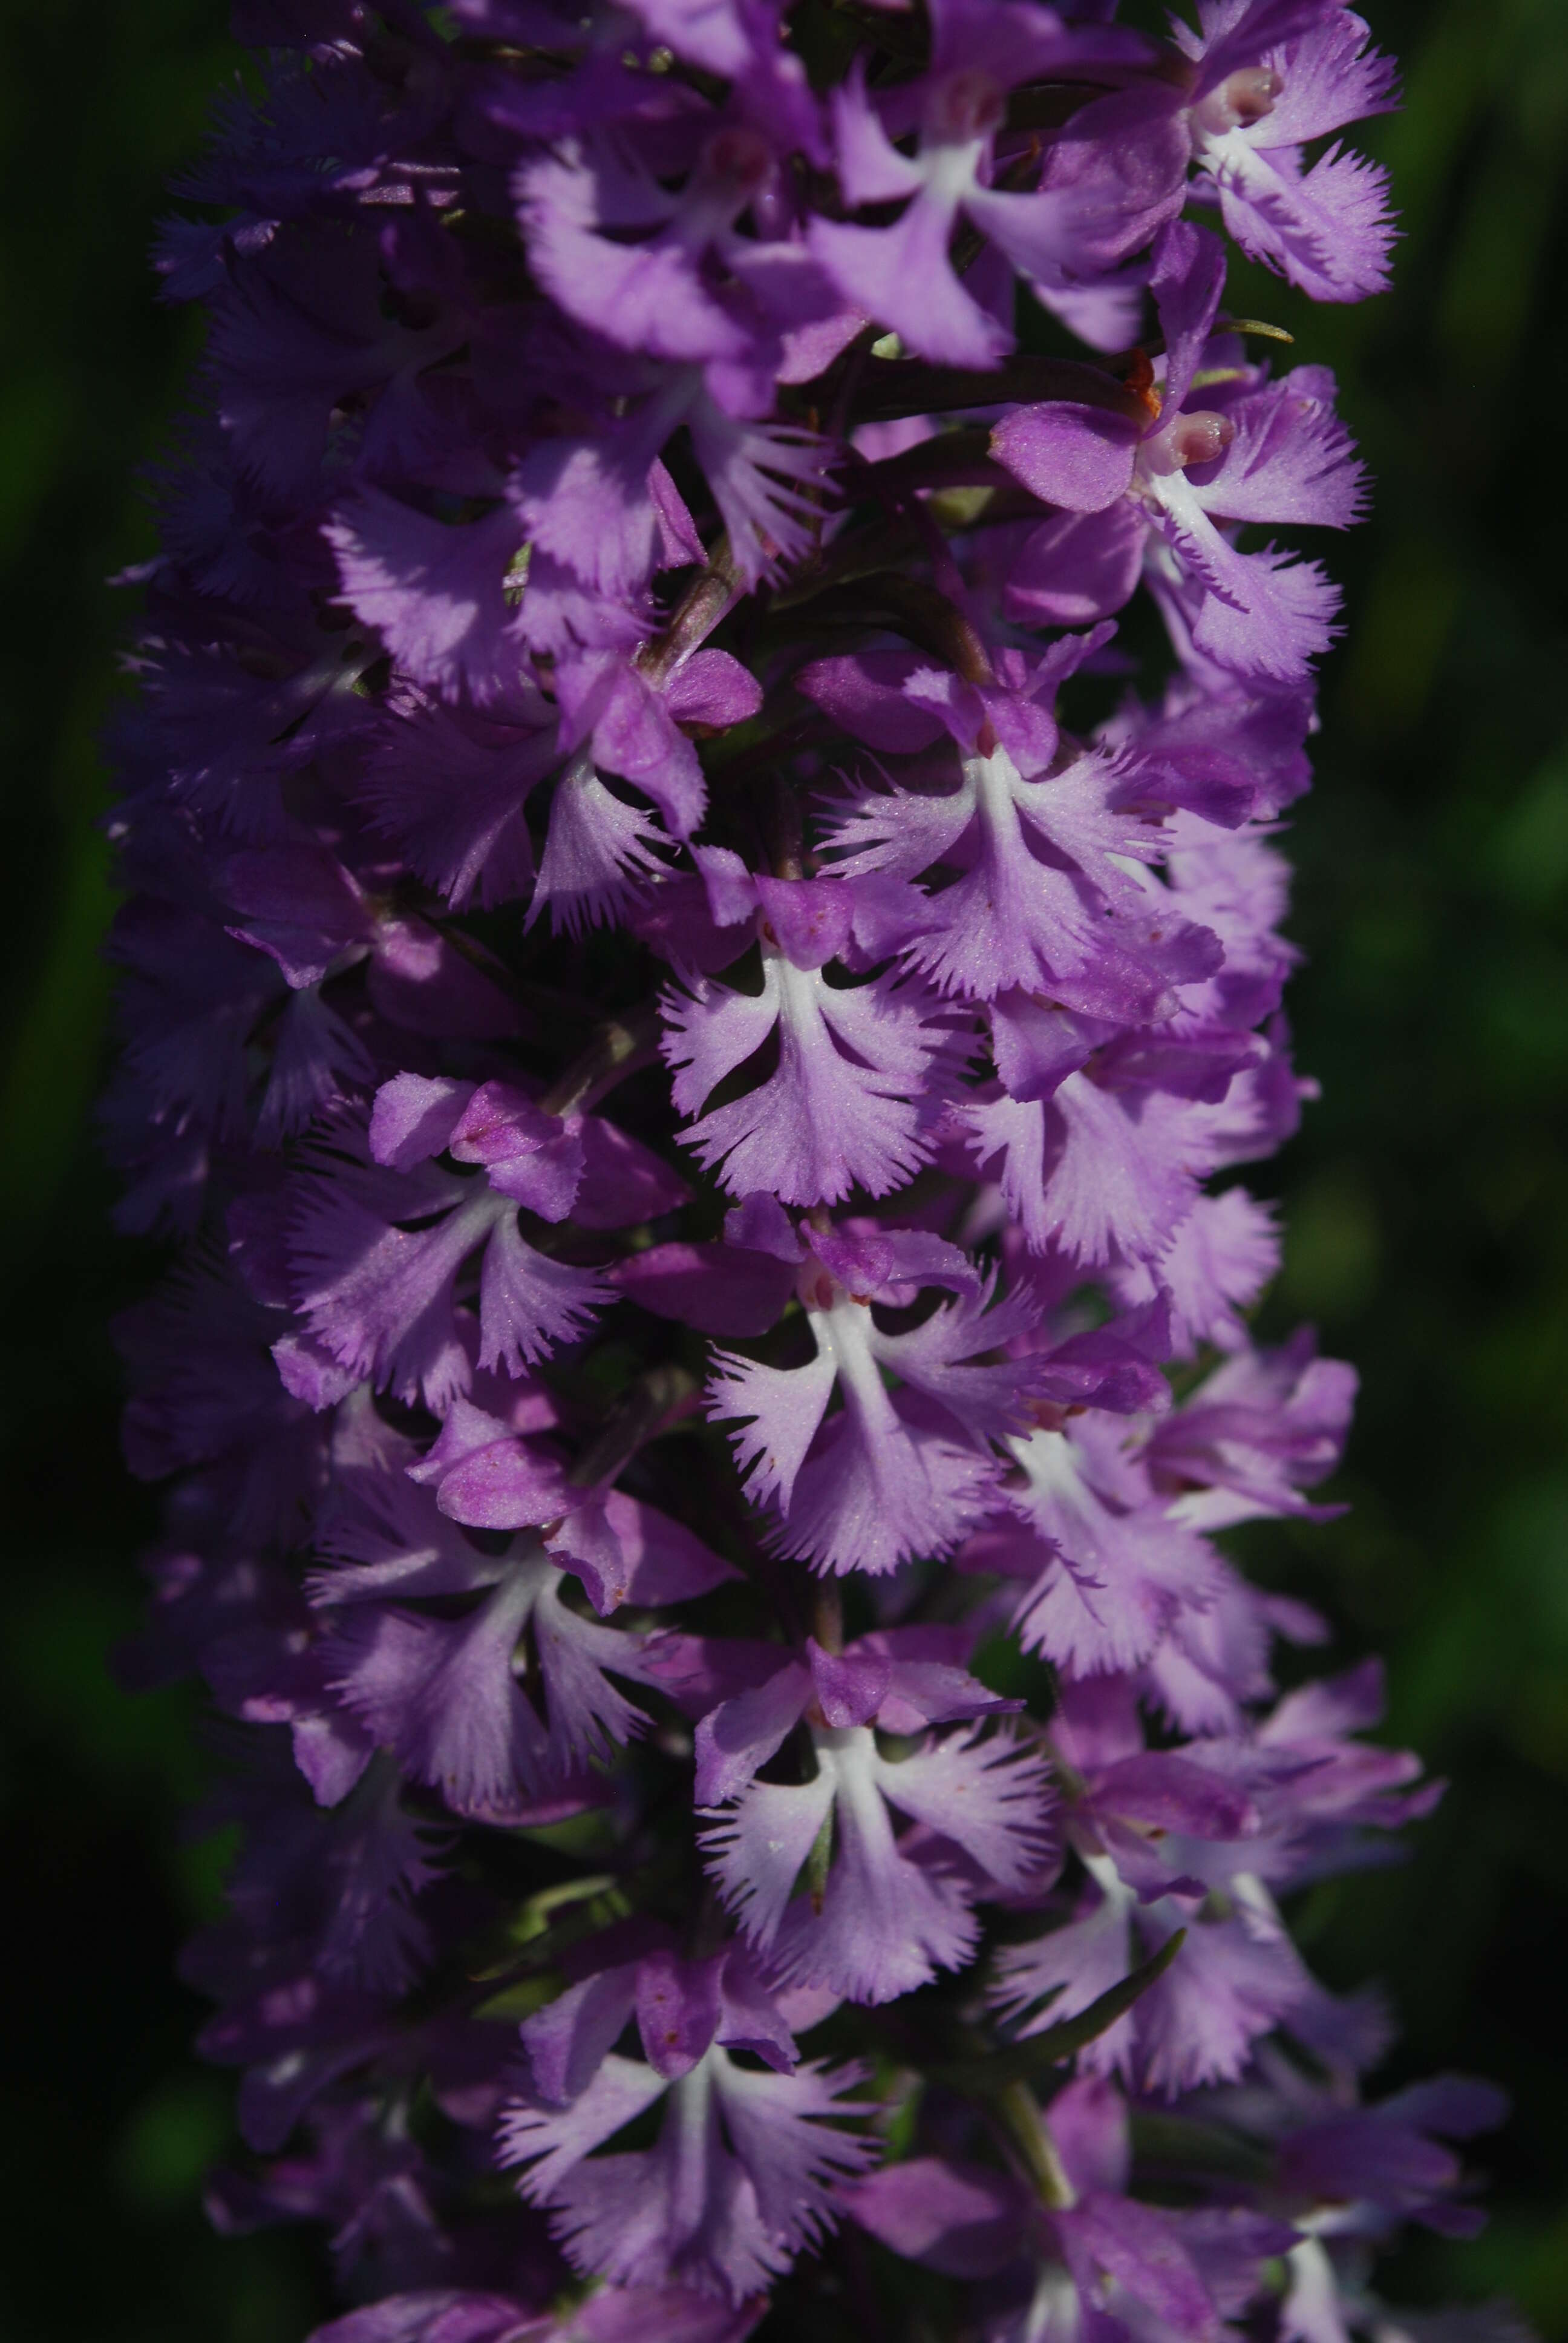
[281,1072,688,1406]
[988,1666,1437,2097]
[658,859,958,1204]
[705,1211,1047,1573]
[498,1936,875,2298]
[956,1327,1354,1677]
[1177,0,1400,304]
[843,2074,1240,2343]
[694,1627,1054,2001]
[517,127,837,393]
[812,624,1229,1016]
[808,0,1186,368]
[994,220,1367,683]
[105,7,1512,2342]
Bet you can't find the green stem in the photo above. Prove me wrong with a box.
[996,2080,1078,2209]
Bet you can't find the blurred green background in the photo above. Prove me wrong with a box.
[1,0,1565,2334]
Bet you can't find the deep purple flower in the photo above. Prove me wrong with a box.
[498,1937,875,2296]
[693,1627,1053,2000]
[1177,0,1400,304]
[808,1,1183,367]
[993,221,1366,683]
[707,1216,1046,1573]
[844,2076,1230,2341]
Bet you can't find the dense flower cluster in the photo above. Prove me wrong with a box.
[108,3,1516,2339]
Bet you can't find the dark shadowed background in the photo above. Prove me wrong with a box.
[1,1,1565,2334]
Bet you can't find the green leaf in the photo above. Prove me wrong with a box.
[931,1931,1186,2096]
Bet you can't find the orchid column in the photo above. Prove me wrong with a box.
[109,4,1513,2341]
